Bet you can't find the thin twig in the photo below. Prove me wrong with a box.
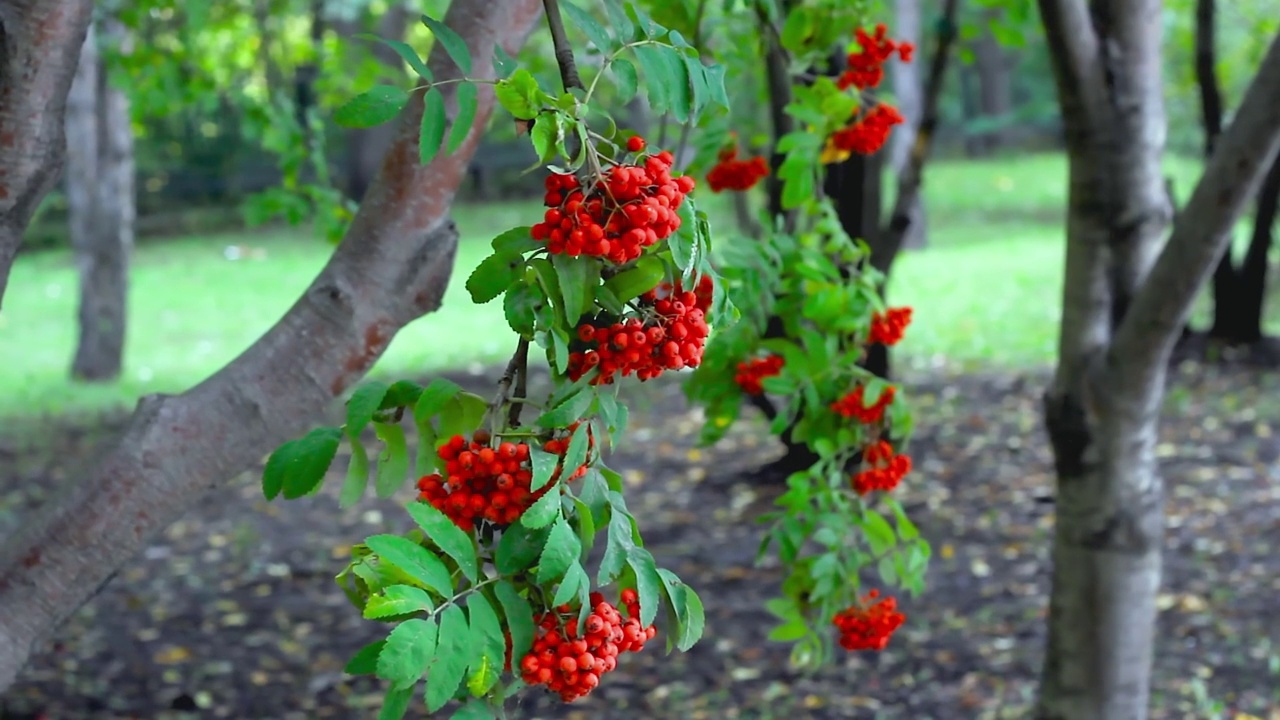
[506,339,531,427]
[542,0,584,91]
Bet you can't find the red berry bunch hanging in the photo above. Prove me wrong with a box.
[519,589,657,702]
[529,142,696,265]
[829,103,906,157]
[567,276,714,384]
[734,354,785,396]
[851,439,911,495]
[706,147,770,193]
[831,589,906,651]
[836,24,914,91]
[415,430,589,529]
[868,306,913,346]
[831,384,896,424]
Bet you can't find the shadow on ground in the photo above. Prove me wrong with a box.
[2,361,1279,719]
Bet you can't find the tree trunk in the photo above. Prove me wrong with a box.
[972,8,1014,154]
[1230,152,1280,344]
[0,0,546,691]
[1034,1,1280,716]
[0,0,97,310]
[67,20,134,382]
[889,0,927,250]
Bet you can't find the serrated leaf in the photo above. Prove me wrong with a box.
[610,57,639,103]
[365,535,454,596]
[465,593,505,696]
[561,423,590,482]
[861,509,897,555]
[344,639,386,675]
[407,502,479,582]
[377,617,438,689]
[415,413,438,477]
[415,378,463,423]
[380,380,424,410]
[346,381,391,438]
[560,1,615,52]
[603,0,635,40]
[425,605,470,711]
[378,685,414,720]
[420,87,447,165]
[767,619,808,642]
[466,251,524,304]
[340,440,370,509]
[678,586,705,651]
[702,63,728,108]
[495,580,536,663]
[631,44,671,114]
[530,113,558,163]
[374,423,410,497]
[504,280,542,336]
[264,426,342,500]
[551,562,587,606]
[537,387,594,428]
[521,487,561,529]
[495,523,548,575]
[421,14,472,73]
[550,253,596,324]
[448,81,478,153]
[491,226,539,254]
[537,517,581,585]
[334,85,409,128]
[682,54,708,118]
[529,447,559,492]
[597,507,635,585]
[495,68,543,120]
[450,701,494,720]
[658,46,692,122]
[356,34,432,81]
[492,44,517,77]
[365,584,435,619]
[602,255,664,303]
[625,548,662,626]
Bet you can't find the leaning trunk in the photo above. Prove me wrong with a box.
[1232,151,1280,343]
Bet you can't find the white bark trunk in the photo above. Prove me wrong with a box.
[0,0,546,691]
[889,0,926,250]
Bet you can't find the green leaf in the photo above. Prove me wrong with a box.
[346,381,391,437]
[492,44,517,77]
[448,81,478,153]
[333,85,409,128]
[339,440,370,509]
[465,593,505,696]
[495,580,536,663]
[495,523,548,575]
[682,55,708,118]
[537,387,594,428]
[529,447,559,492]
[610,58,639,104]
[603,0,635,40]
[264,426,342,500]
[374,423,410,498]
[561,1,615,52]
[530,113,558,163]
[626,548,663,626]
[561,423,591,483]
[551,253,597,324]
[415,412,439,477]
[631,44,671,113]
[466,251,524,304]
[425,604,471,711]
[597,507,635,585]
[702,63,728,109]
[678,586,705,651]
[355,34,432,81]
[407,502,479,581]
[420,87,447,165]
[380,380,424,410]
[377,617,438,689]
[602,255,664,303]
[365,584,435,619]
[861,509,897,556]
[421,14,472,73]
[495,68,543,119]
[767,619,808,642]
[550,326,571,374]
[504,280,542,336]
[365,535,454,596]
[344,640,386,675]
[378,685,414,720]
[658,46,692,122]
[552,562,587,606]
[415,378,464,423]
[521,486,561,529]
[537,517,581,585]
[491,226,539,254]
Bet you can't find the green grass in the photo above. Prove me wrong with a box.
[0,151,1258,422]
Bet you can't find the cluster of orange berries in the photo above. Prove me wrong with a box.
[519,589,656,702]
[415,429,590,529]
[836,23,914,91]
[830,104,906,157]
[567,276,714,384]
[706,147,770,193]
[530,138,696,265]
[832,589,906,651]
[734,354,785,396]
[852,439,912,495]
[832,384,897,424]
[869,306,912,346]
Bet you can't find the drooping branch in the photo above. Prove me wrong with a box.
[0,0,96,310]
[1110,29,1280,390]
[0,0,546,691]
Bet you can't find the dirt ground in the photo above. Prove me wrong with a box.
[1,360,1279,719]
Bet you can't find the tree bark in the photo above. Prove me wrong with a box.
[0,0,545,692]
[67,19,134,382]
[971,8,1014,154]
[0,0,96,310]
[1035,0,1280,716]
[888,0,927,250]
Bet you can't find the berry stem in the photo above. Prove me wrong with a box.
[490,337,531,432]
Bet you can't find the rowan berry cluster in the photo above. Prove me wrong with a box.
[734,354,785,396]
[829,103,906,157]
[415,429,589,529]
[869,306,913,346]
[851,439,912,495]
[567,276,714,384]
[529,141,696,265]
[831,384,896,424]
[706,147,770,193]
[836,24,914,91]
[831,589,906,651]
[519,589,656,702]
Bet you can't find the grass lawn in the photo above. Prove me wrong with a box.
[0,151,1255,422]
